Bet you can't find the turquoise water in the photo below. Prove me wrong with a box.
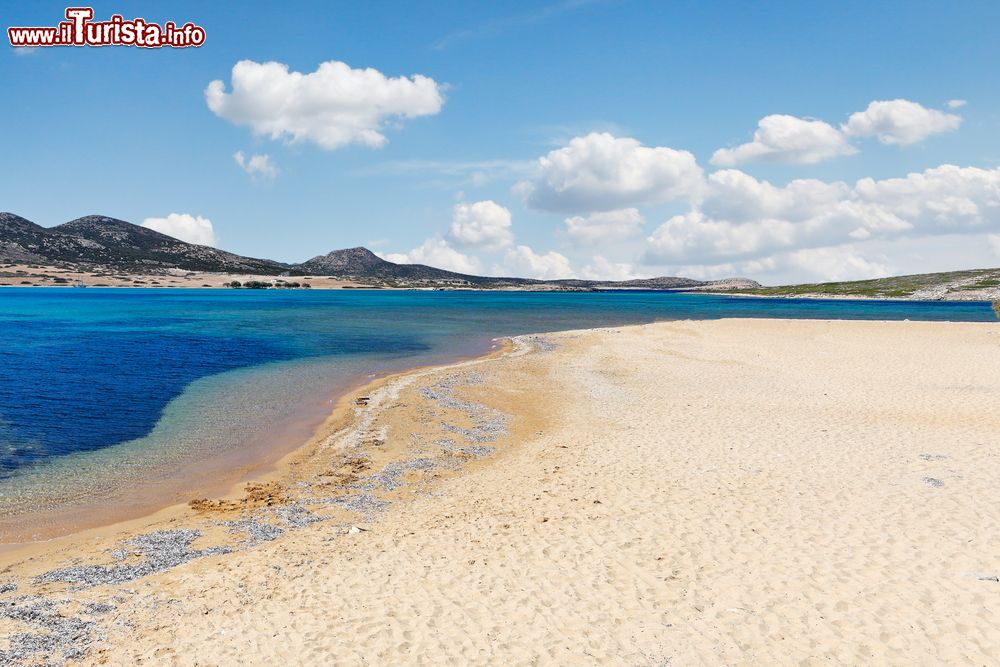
[0,288,995,524]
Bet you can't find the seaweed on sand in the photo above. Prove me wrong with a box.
[33,529,230,589]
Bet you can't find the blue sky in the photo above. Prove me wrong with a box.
[3,0,1000,283]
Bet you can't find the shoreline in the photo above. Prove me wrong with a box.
[0,370,367,548]
[0,328,534,662]
[1,310,995,552]
[0,336,512,563]
[3,318,1000,665]
[699,289,1000,303]
[5,280,998,304]
[0,337,507,553]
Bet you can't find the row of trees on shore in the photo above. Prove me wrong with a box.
[225,280,312,289]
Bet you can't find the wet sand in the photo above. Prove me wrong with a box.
[3,319,1000,665]
[0,372,364,546]
[0,338,504,547]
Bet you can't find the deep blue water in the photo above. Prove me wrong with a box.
[0,288,995,482]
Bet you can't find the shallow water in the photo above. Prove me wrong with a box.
[0,287,994,533]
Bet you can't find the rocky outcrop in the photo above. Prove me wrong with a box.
[0,214,288,274]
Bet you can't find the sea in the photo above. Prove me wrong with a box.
[1,288,995,536]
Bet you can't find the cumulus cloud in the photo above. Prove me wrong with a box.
[579,256,638,281]
[447,200,513,250]
[644,165,1000,265]
[672,257,776,282]
[497,245,572,280]
[699,169,850,223]
[564,208,644,243]
[384,238,481,274]
[842,99,961,146]
[647,210,789,264]
[989,234,1000,258]
[711,114,856,166]
[519,132,703,213]
[233,151,278,180]
[674,246,890,283]
[783,246,891,281]
[206,60,445,150]
[141,213,217,247]
[712,99,965,166]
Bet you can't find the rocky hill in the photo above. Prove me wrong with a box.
[299,247,388,275]
[1,213,287,274]
[300,247,552,286]
[0,212,760,290]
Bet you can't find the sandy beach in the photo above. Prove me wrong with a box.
[3,318,1000,665]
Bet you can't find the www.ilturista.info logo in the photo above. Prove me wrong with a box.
[8,7,206,49]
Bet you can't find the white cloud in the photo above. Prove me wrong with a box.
[711,114,856,166]
[713,99,963,166]
[579,256,638,281]
[644,164,1000,266]
[672,246,890,283]
[447,200,513,250]
[13,47,38,56]
[385,238,481,274]
[519,132,703,213]
[206,60,445,150]
[700,169,850,223]
[564,208,644,243]
[784,246,891,282]
[987,234,1000,258]
[141,213,218,247]
[842,99,961,146]
[497,245,572,280]
[671,257,777,282]
[233,151,278,180]
[646,209,798,264]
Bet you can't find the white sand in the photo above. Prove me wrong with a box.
[11,318,1000,665]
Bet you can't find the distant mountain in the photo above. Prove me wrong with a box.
[0,212,91,264]
[300,247,535,285]
[300,247,387,274]
[0,213,288,274]
[0,212,761,290]
[723,267,1000,302]
[0,212,45,236]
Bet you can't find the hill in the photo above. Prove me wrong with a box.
[299,247,534,286]
[727,267,1000,301]
[300,248,760,290]
[1,213,287,274]
[0,212,760,290]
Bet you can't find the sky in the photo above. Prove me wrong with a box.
[2,0,1000,284]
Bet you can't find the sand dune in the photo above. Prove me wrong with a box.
[4,319,1000,665]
